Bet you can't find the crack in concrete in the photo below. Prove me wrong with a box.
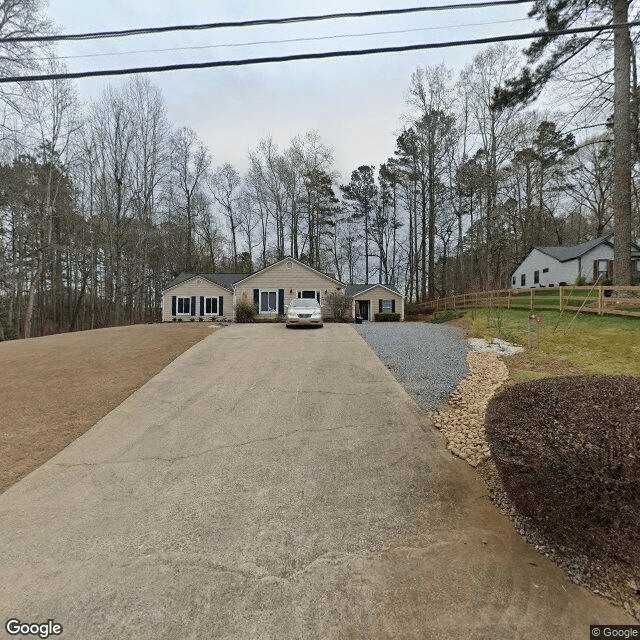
[51,423,386,470]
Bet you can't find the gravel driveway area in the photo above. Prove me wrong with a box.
[354,322,468,411]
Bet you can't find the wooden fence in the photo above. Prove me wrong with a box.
[415,285,640,319]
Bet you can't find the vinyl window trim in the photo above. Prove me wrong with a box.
[176,296,191,315]
[259,289,278,314]
[204,297,219,315]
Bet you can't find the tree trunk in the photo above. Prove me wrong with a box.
[612,0,633,285]
[427,146,437,300]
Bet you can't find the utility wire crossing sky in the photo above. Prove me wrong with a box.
[2,1,535,42]
[27,0,637,178]
[3,21,639,83]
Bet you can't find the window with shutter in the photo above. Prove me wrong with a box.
[259,290,278,313]
[176,297,190,314]
[205,297,218,314]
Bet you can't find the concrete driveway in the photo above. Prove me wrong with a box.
[0,324,631,639]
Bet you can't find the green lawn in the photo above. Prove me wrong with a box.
[506,288,602,310]
[466,307,640,376]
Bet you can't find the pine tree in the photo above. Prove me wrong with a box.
[493,0,633,284]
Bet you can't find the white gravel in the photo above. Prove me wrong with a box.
[354,322,469,412]
[467,337,524,356]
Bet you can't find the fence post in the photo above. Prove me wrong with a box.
[530,288,535,311]
[559,286,563,312]
[598,286,604,315]
[507,289,511,309]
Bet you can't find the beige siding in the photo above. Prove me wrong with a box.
[235,260,343,316]
[162,277,233,321]
[353,285,404,321]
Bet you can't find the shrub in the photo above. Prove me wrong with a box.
[575,276,586,286]
[374,312,400,322]
[235,298,257,323]
[431,309,455,323]
[485,375,640,566]
[404,301,426,316]
[325,291,353,321]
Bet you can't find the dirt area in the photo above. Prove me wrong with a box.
[0,323,217,495]
[505,350,586,380]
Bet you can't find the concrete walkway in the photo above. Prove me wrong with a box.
[0,324,631,639]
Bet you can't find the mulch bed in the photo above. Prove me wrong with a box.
[481,375,640,620]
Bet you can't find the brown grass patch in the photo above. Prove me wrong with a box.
[0,323,216,494]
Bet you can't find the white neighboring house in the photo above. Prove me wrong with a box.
[510,234,640,288]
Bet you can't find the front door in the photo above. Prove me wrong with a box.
[358,300,370,320]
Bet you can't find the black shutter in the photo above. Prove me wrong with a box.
[278,289,285,315]
[316,291,320,303]
[253,289,260,307]
[593,260,598,281]
[190,296,196,316]
[297,291,301,298]
[379,299,383,313]
[391,299,396,313]
[200,296,204,316]
[171,296,176,316]
[219,296,224,316]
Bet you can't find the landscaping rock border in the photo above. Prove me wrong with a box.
[428,351,510,467]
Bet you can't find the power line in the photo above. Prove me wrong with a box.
[41,18,532,62]
[2,21,636,84]
[1,1,534,43]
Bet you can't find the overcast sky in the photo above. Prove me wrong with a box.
[44,1,539,180]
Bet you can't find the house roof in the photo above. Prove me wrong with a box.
[534,234,614,262]
[163,257,342,293]
[345,283,401,297]
[163,272,250,292]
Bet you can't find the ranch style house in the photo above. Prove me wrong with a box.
[510,234,640,288]
[161,256,404,322]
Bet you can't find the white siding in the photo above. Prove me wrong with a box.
[512,249,576,288]
[235,259,344,317]
[162,277,233,321]
[351,286,404,321]
[582,245,615,282]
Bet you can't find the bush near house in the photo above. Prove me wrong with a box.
[325,291,353,321]
[235,299,257,323]
[374,312,400,322]
[485,375,640,567]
